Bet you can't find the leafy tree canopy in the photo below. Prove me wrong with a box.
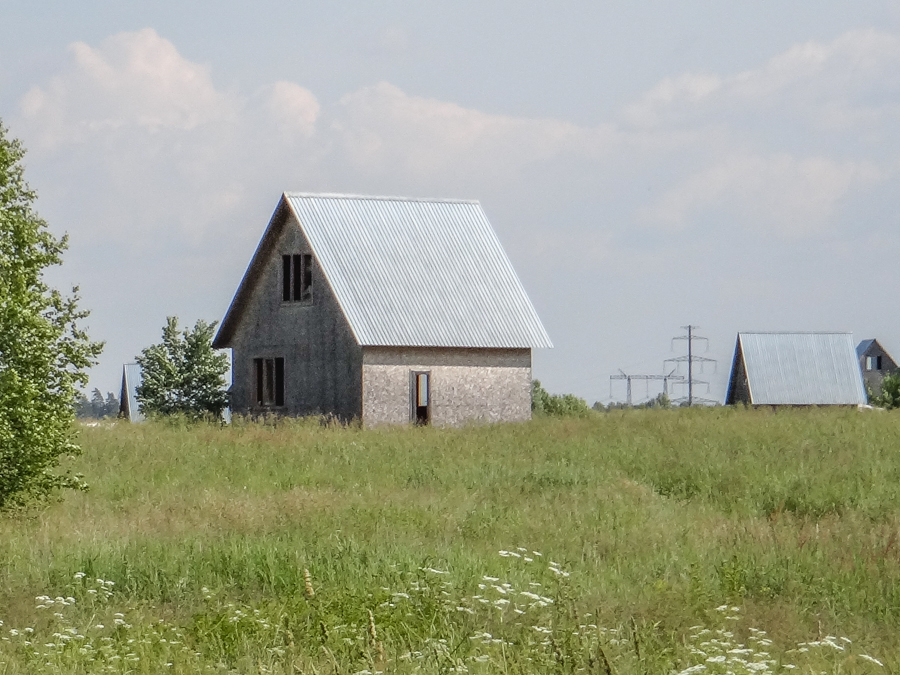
[872,372,900,410]
[136,317,229,420]
[0,120,103,509]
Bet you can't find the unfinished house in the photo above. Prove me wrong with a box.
[725,332,867,407]
[856,339,898,394]
[213,193,552,426]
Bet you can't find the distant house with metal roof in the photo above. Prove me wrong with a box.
[213,193,552,426]
[119,363,145,422]
[856,339,898,394]
[725,332,867,407]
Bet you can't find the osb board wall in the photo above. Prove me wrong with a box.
[361,347,531,427]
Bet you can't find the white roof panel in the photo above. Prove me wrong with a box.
[737,332,866,405]
[283,193,552,348]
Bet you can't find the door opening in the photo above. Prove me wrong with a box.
[412,371,430,425]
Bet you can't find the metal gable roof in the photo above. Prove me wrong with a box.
[120,363,145,422]
[282,193,552,348]
[737,332,866,406]
[856,339,876,358]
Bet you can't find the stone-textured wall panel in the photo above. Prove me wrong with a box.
[362,347,532,427]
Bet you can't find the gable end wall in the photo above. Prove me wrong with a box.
[229,212,363,419]
[859,342,898,396]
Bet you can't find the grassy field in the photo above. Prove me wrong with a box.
[1,408,899,674]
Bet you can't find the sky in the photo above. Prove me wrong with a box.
[3,1,900,405]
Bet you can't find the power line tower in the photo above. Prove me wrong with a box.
[610,369,684,406]
[665,325,717,406]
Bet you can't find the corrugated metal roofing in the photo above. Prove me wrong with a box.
[120,363,145,422]
[282,193,552,348]
[856,339,875,358]
[736,332,866,405]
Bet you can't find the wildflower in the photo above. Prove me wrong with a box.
[860,654,884,667]
[676,665,707,675]
[74,572,86,580]
[367,610,377,647]
[304,569,315,599]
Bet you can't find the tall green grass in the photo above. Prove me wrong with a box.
[0,408,898,673]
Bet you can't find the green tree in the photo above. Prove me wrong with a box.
[136,316,229,419]
[0,121,103,509]
[104,391,119,418]
[90,388,106,418]
[872,372,900,410]
[74,392,93,418]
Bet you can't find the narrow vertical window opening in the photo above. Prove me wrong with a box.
[292,254,303,302]
[301,254,313,301]
[265,359,275,404]
[282,254,313,302]
[275,357,285,406]
[412,371,430,425]
[255,357,286,407]
[282,256,292,301]
[255,358,264,404]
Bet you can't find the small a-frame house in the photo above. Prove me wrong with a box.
[856,339,898,394]
[725,332,867,407]
[213,193,552,426]
[119,363,145,422]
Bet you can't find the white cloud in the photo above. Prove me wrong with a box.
[643,153,885,238]
[14,29,324,246]
[20,28,237,149]
[624,29,900,132]
[331,81,587,179]
[264,81,320,139]
[15,26,900,249]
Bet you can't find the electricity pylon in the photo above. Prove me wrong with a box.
[665,325,717,406]
[610,369,684,406]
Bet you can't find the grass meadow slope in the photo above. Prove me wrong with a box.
[1,409,899,673]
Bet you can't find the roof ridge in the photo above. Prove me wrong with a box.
[284,192,479,204]
[738,331,852,335]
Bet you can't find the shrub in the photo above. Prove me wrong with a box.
[872,372,900,409]
[531,380,591,417]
